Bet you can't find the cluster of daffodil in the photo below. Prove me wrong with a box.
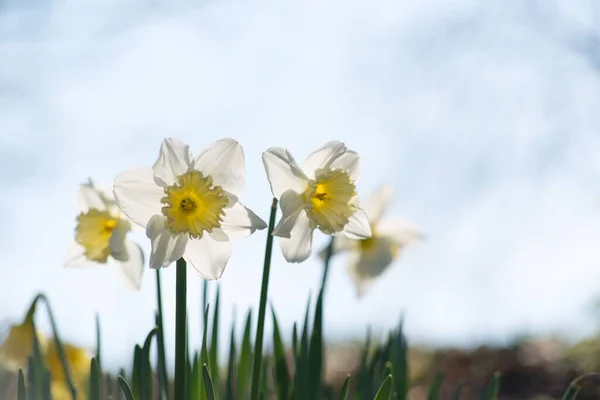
[0,137,424,400]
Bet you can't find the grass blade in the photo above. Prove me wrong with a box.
[238,309,253,398]
[373,375,393,400]
[175,258,188,400]
[225,314,237,400]
[271,306,290,400]
[339,375,351,400]
[190,352,201,400]
[90,358,100,400]
[203,364,216,400]
[141,328,158,400]
[481,371,500,400]
[201,305,211,399]
[308,289,324,400]
[250,198,278,400]
[95,314,102,372]
[209,285,221,396]
[427,372,443,400]
[155,269,170,400]
[17,368,26,400]
[118,375,135,400]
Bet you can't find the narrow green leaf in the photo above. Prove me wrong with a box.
[89,358,100,400]
[115,369,126,400]
[308,289,324,400]
[118,375,135,400]
[373,375,393,400]
[225,315,237,400]
[95,314,102,372]
[155,269,170,400]
[561,386,581,400]
[209,285,221,397]
[295,294,312,400]
[141,328,158,400]
[17,368,26,400]
[201,305,211,400]
[132,345,143,399]
[481,371,500,400]
[238,309,253,398]
[451,382,465,400]
[339,375,351,400]
[203,364,216,400]
[271,306,290,400]
[175,258,188,400]
[391,321,408,400]
[190,352,201,400]
[250,198,278,400]
[427,372,443,400]
[358,328,372,400]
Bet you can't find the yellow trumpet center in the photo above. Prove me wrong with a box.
[75,209,121,263]
[303,169,357,234]
[161,170,229,239]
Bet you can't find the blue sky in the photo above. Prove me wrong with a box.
[1,0,600,371]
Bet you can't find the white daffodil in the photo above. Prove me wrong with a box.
[262,140,372,263]
[113,137,267,279]
[322,184,422,297]
[65,179,145,290]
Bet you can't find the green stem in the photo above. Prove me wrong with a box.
[320,237,335,292]
[249,198,278,400]
[155,269,170,400]
[174,259,188,400]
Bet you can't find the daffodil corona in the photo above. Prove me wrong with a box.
[64,179,145,290]
[262,141,372,262]
[113,138,267,279]
[321,184,423,296]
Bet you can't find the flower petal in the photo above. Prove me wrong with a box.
[277,211,314,263]
[184,236,232,280]
[341,208,372,239]
[146,215,188,269]
[108,220,132,262]
[362,184,394,224]
[152,138,192,187]
[78,178,115,212]
[317,235,356,260]
[117,241,145,290]
[329,150,360,181]
[64,243,88,267]
[193,138,246,196]
[272,189,304,238]
[220,197,267,239]
[377,217,424,246]
[302,141,347,178]
[114,166,164,229]
[262,148,308,199]
[346,237,396,297]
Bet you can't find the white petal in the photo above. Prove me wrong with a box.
[317,235,356,260]
[261,148,308,199]
[117,241,145,290]
[64,243,88,267]
[209,228,230,242]
[146,215,188,269]
[152,138,192,187]
[362,184,394,224]
[346,238,396,297]
[302,141,347,178]
[345,251,373,298]
[193,138,246,196]
[219,197,267,239]
[78,178,115,212]
[272,190,304,239]
[277,212,314,263]
[184,236,232,280]
[329,150,360,181]
[342,208,372,239]
[109,220,132,262]
[114,167,164,229]
[377,217,424,246]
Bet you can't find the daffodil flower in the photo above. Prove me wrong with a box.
[45,341,91,397]
[64,179,145,290]
[113,138,267,278]
[0,306,47,371]
[322,184,422,297]
[262,141,372,262]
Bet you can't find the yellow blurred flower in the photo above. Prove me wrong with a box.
[0,305,48,371]
[44,341,91,385]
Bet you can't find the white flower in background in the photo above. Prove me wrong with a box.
[113,138,267,279]
[262,141,372,263]
[65,179,145,290]
[321,184,422,297]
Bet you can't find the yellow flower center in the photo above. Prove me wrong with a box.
[161,170,229,239]
[303,169,357,234]
[75,209,121,263]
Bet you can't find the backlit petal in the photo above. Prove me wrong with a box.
[220,197,267,239]
[193,138,246,196]
[303,141,347,178]
[277,212,313,263]
[341,208,372,239]
[108,220,132,262]
[347,237,396,297]
[152,138,192,187]
[329,150,360,181]
[64,243,88,267]
[272,189,304,238]
[184,236,232,280]
[146,215,188,269]
[362,184,394,224]
[377,217,423,246]
[262,148,308,199]
[317,235,356,260]
[117,241,145,290]
[114,167,164,229]
[78,178,114,212]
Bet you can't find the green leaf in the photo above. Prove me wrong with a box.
[90,357,101,400]
[203,364,216,400]
[271,306,290,400]
[308,289,324,400]
[141,328,158,400]
[155,269,170,400]
[190,352,201,400]
[451,382,465,400]
[561,386,581,400]
[175,258,188,400]
[201,305,211,400]
[209,285,221,397]
[17,368,26,400]
[391,321,408,400]
[481,372,500,400]
[131,345,143,399]
[238,309,253,398]
[339,375,351,400]
[426,372,443,400]
[115,369,126,400]
[95,314,102,372]
[225,316,237,400]
[28,319,51,400]
[373,375,393,400]
[118,375,135,400]
[295,294,312,400]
